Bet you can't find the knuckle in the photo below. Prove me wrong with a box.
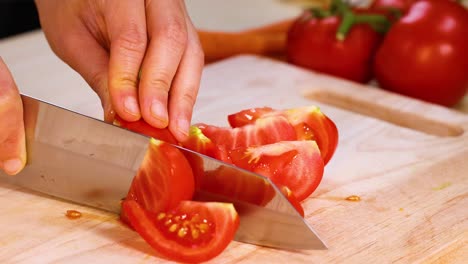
[116,24,147,54]
[87,71,107,93]
[115,72,139,89]
[188,40,205,63]
[158,19,188,50]
[146,72,172,93]
[179,90,197,107]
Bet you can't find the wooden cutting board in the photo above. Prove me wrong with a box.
[0,55,467,263]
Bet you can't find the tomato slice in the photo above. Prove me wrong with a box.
[180,126,227,159]
[227,107,274,127]
[279,185,305,217]
[227,106,339,164]
[283,106,338,165]
[228,141,324,201]
[122,138,195,224]
[114,116,178,144]
[196,115,297,150]
[122,200,239,263]
[200,164,276,206]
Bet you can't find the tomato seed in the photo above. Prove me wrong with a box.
[169,224,178,232]
[198,223,209,233]
[178,227,188,238]
[157,213,166,220]
[191,228,200,239]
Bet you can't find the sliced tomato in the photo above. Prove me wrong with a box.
[228,141,324,201]
[114,116,178,144]
[279,185,304,217]
[180,126,223,159]
[122,200,239,263]
[122,138,195,224]
[227,107,274,128]
[283,106,338,165]
[200,164,276,206]
[227,106,339,164]
[196,115,296,150]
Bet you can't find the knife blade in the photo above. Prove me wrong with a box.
[0,94,326,250]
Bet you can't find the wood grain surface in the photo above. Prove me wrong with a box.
[0,55,467,263]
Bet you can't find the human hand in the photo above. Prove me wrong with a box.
[35,0,204,142]
[0,57,26,175]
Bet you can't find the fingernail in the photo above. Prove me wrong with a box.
[124,96,140,116]
[150,101,168,126]
[3,158,23,175]
[177,118,190,137]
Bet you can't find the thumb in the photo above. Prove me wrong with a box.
[0,58,26,175]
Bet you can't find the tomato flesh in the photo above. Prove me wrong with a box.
[122,200,239,263]
[227,106,339,164]
[121,139,195,224]
[197,115,297,149]
[228,141,324,201]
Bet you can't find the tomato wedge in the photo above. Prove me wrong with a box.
[227,106,338,164]
[227,106,274,127]
[197,115,296,150]
[180,126,224,159]
[122,200,239,263]
[279,185,305,217]
[122,139,195,222]
[114,116,178,144]
[201,164,276,206]
[228,141,324,201]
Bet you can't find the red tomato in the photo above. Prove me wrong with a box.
[369,0,416,14]
[373,0,468,106]
[196,115,297,150]
[200,164,277,207]
[279,185,305,217]
[228,141,324,201]
[122,200,239,263]
[286,10,384,83]
[180,126,220,158]
[227,106,339,165]
[114,116,178,144]
[122,139,195,222]
[227,106,274,127]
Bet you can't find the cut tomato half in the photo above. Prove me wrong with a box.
[122,200,239,263]
[228,141,324,201]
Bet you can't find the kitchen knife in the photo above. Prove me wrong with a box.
[0,94,327,250]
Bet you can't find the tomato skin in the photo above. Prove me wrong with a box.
[228,141,324,201]
[114,116,178,144]
[122,200,239,264]
[369,0,416,14]
[286,11,383,83]
[373,0,468,106]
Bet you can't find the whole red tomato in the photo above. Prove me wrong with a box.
[373,0,468,106]
[286,9,388,83]
[370,0,416,14]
